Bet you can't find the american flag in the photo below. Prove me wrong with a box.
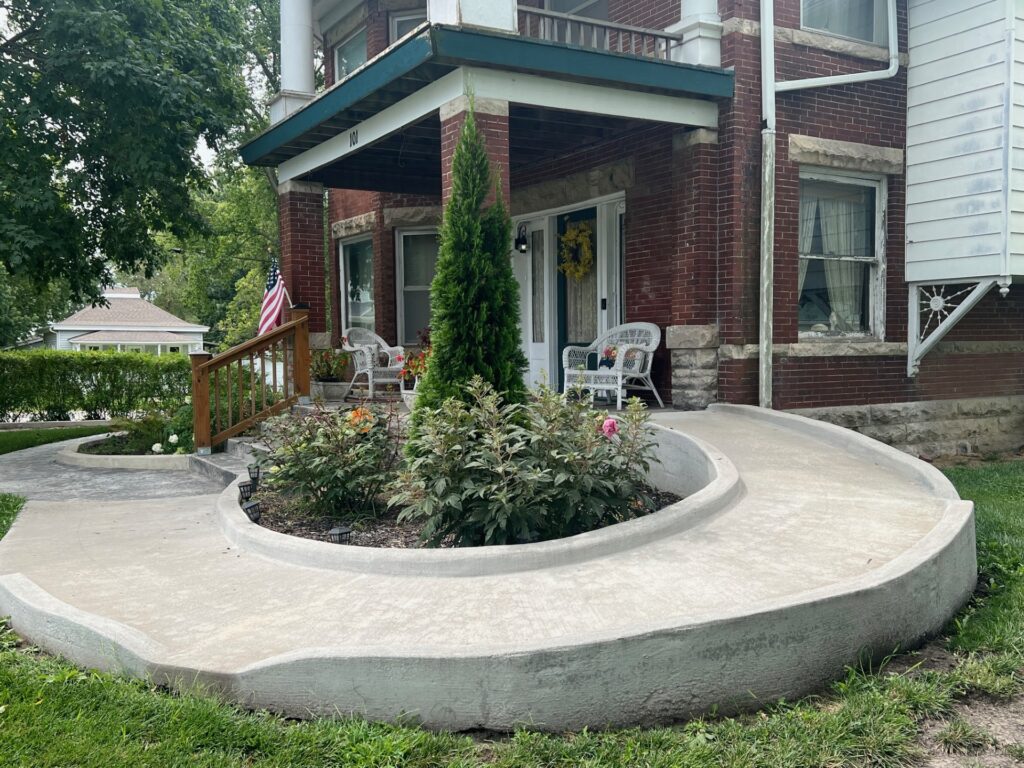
[258,261,287,335]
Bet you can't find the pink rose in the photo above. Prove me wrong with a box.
[602,418,619,438]
[395,354,404,362]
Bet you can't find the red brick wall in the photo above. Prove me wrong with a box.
[441,109,511,206]
[278,186,326,334]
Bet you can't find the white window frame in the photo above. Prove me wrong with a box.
[800,0,887,47]
[395,227,439,346]
[798,167,887,341]
[390,10,428,44]
[333,26,368,82]
[338,235,375,335]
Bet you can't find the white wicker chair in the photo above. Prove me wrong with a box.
[562,322,664,410]
[342,328,405,400]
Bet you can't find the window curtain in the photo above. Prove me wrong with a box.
[803,0,874,42]
[798,195,817,297]
[819,196,866,331]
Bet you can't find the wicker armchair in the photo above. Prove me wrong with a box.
[342,328,405,399]
[562,322,664,410]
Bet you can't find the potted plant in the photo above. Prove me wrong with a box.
[310,348,352,402]
[398,328,431,410]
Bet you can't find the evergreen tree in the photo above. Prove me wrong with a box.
[414,109,527,412]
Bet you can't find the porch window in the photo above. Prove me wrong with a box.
[397,230,439,345]
[391,9,427,42]
[341,238,375,333]
[802,0,887,46]
[334,27,368,80]
[798,173,884,337]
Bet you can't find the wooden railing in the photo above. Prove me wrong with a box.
[190,308,310,453]
[517,6,681,61]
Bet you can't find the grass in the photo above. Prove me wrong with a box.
[935,716,991,754]
[0,462,1023,766]
[0,425,109,456]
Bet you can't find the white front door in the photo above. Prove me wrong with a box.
[513,195,624,390]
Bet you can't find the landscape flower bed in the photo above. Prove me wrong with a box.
[253,379,677,549]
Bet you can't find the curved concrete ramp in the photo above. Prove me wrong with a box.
[0,406,976,732]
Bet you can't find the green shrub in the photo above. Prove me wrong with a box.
[0,350,190,421]
[391,378,658,547]
[261,405,401,519]
[310,349,350,382]
[414,106,526,414]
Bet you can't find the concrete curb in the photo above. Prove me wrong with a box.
[55,436,192,471]
[215,424,743,577]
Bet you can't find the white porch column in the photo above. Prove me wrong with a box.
[667,0,722,68]
[270,0,316,124]
[427,0,517,32]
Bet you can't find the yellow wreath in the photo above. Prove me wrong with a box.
[558,221,594,281]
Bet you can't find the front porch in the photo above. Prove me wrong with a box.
[241,15,733,407]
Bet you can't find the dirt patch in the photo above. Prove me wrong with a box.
[253,486,682,549]
[76,435,146,455]
[919,697,1024,767]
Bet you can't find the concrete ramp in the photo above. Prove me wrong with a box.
[0,406,976,731]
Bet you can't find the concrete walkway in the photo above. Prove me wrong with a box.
[0,440,226,500]
[0,406,976,731]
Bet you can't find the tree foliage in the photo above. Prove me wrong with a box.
[0,0,251,307]
[121,165,278,349]
[414,110,527,412]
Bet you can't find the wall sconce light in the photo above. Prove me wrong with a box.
[514,223,529,253]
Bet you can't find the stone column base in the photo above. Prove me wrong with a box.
[667,324,719,410]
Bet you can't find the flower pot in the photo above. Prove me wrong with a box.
[400,378,420,410]
[312,380,352,402]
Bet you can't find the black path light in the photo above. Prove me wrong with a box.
[238,481,254,503]
[247,464,261,488]
[328,525,353,545]
[242,500,262,523]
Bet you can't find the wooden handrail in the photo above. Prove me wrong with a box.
[191,308,311,454]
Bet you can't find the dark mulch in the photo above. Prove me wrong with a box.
[77,435,145,455]
[253,486,683,549]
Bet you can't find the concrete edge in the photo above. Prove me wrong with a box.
[708,404,961,500]
[55,436,193,471]
[215,426,744,577]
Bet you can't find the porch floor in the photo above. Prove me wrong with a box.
[0,407,975,731]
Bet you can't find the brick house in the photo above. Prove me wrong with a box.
[242,0,1024,458]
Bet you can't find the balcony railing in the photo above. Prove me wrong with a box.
[517,6,680,61]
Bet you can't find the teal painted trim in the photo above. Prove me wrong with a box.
[240,32,437,166]
[432,26,734,100]
[240,25,734,167]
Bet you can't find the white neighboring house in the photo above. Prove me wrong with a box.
[45,287,208,355]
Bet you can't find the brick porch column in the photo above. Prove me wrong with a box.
[440,97,511,208]
[277,180,329,348]
[669,128,720,410]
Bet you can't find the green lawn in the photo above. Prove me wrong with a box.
[0,425,110,456]
[1,462,1023,767]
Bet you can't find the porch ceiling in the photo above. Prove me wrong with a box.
[240,24,733,171]
[306,106,651,196]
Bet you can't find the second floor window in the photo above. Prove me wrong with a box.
[391,10,427,43]
[334,27,368,80]
[802,0,887,46]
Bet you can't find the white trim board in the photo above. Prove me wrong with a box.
[277,66,720,183]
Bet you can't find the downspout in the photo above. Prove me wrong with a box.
[758,0,899,408]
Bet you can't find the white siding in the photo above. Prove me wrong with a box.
[1011,4,1024,275]
[905,0,1012,283]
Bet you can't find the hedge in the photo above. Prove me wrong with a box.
[0,351,192,422]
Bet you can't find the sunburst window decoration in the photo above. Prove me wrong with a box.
[558,219,595,281]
